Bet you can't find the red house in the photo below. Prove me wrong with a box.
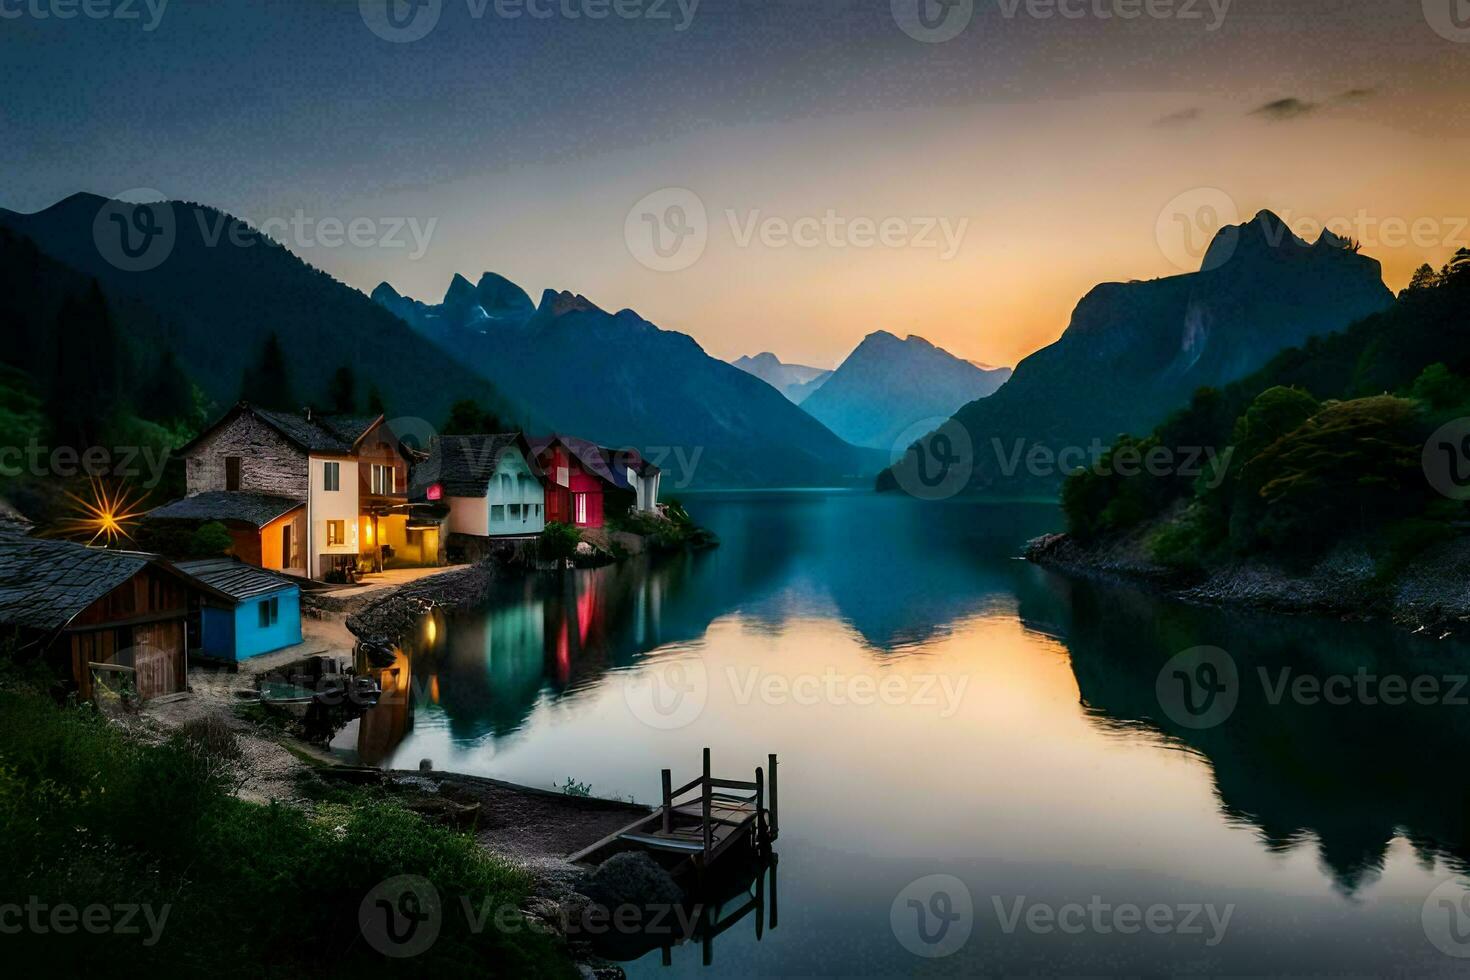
[529,435,622,529]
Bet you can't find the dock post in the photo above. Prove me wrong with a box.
[661,768,672,833]
[705,746,717,852]
[755,766,765,849]
[767,753,779,840]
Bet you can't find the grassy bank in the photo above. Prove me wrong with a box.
[0,682,574,979]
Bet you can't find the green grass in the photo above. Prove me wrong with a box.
[0,683,575,978]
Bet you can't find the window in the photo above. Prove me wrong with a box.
[534,504,541,518]
[327,520,345,546]
[323,461,340,491]
[258,596,279,628]
[509,504,521,519]
[573,492,588,525]
[370,464,396,495]
[490,505,505,521]
[225,456,241,491]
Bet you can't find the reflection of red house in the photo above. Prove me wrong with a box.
[529,435,621,529]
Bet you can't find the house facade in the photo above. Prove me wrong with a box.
[418,434,546,538]
[158,404,437,581]
[177,558,303,662]
[531,435,613,529]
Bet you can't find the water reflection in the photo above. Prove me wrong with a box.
[1022,570,1470,894]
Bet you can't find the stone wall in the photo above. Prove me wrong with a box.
[187,413,309,498]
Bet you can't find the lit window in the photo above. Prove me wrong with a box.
[573,492,588,525]
[323,461,340,491]
[327,520,345,546]
[371,464,396,494]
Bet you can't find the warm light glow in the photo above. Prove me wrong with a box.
[425,617,438,645]
[58,480,149,546]
[427,483,442,502]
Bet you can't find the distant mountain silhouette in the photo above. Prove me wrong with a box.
[0,193,518,426]
[373,273,873,487]
[880,210,1394,494]
[800,331,1012,450]
[731,352,832,403]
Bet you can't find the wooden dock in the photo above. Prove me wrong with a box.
[568,748,779,882]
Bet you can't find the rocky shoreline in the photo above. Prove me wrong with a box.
[1026,530,1470,637]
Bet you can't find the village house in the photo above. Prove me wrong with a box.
[175,557,304,662]
[528,435,662,529]
[150,403,440,581]
[0,530,227,700]
[414,433,546,538]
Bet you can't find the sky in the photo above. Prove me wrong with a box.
[2,0,1469,369]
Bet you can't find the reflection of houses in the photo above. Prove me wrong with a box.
[0,531,223,700]
[176,558,303,662]
[415,434,546,539]
[150,403,440,581]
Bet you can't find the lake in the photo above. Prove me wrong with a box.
[333,491,1470,975]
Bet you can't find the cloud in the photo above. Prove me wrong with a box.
[1152,107,1202,128]
[1250,97,1318,121]
[1335,87,1377,102]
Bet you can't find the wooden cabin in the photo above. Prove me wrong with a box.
[0,532,225,701]
[530,435,623,529]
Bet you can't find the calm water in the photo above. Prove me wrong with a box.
[335,491,1470,975]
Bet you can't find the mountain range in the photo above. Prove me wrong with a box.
[880,210,1396,495]
[372,273,874,487]
[0,193,517,428]
[798,331,1012,450]
[730,353,832,403]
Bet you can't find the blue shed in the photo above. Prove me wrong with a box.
[176,557,303,662]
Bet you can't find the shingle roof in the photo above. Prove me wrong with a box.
[316,414,383,446]
[253,408,356,454]
[0,532,158,632]
[530,434,623,488]
[148,491,303,528]
[414,434,542,498]
[175,557,298,602]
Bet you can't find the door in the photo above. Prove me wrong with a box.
[281,523,293,569]
[131,620,185,699]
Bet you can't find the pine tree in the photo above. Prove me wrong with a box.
[366,385,386,416]
[140,350,196,425]
[239,332,295,410]
[327,365,357,414]
[49,281,123,448]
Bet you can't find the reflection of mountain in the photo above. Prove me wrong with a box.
[1023,573,1470,892]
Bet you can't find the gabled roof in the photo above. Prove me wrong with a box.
[147,491,304,528]
[529,434,623,488]
[177,403,387,457]
[175,557,299,602]
[412,433,543,499]
[0,532,226,632]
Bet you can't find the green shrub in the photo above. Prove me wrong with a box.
[537,522,581,563]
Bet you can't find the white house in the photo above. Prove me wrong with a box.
[419,434,547,538]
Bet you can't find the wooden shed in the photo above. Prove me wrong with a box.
[0,531,223,701]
